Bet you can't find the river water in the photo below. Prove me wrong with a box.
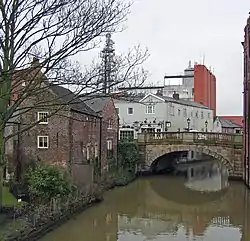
[40,161,250,241]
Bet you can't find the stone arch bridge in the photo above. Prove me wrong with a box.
[137,132,243,178]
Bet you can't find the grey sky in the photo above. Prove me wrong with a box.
[80,0,249,116]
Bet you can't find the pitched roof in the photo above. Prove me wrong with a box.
[158,94,209,109]
[115,92,209,109]
[50,85,99,117]
[81,96,111,114]
[217,117,242,128]
[220,116,243,127]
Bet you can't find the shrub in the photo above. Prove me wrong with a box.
[25,162,72,203]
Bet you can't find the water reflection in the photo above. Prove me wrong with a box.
[40,164,250,241]
[184,160,229,192]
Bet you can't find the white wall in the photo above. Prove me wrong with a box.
[114,94,214,135]
[213,118,222,132]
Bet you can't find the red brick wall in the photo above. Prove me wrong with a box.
[194,64,216,116]
[243,17,250,186]
[16,89,102,184]
[70,111,101,165]
[100,98,119,171]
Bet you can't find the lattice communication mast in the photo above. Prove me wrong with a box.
[100,33,117,94]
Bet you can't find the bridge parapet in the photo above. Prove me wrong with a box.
[137,132,243,147]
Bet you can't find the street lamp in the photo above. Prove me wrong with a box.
[187,118,190,131]
[165,121,171,132]
[205,120,208,132]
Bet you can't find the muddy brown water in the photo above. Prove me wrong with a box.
[40,161,250,241]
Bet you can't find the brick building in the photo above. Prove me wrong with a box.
[82,96,119,171]
[5,62,119,189]
[163,62,217,117]
[194,64,216,116]
[243,15,250,188]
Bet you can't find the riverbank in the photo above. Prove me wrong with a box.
[0,172,137,241]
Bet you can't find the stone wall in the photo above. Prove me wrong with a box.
[138,144,243,178]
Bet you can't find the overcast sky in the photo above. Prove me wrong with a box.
[80,0,249,116]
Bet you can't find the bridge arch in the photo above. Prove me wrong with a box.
[145,144,234,175]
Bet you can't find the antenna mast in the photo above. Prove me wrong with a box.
[100,33,116,94]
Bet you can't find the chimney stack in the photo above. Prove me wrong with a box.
[173,91,179,100]
[31,57,41,69]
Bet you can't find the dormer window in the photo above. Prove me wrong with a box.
[21,81,26,87]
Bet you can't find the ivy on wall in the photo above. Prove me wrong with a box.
[118,140,139,171]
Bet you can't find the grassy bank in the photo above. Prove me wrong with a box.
[2,187,18,207]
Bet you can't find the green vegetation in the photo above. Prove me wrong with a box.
[2,186,18,206]
[104,140,139,187]
[25,162,73,203]
[118,140,139,171]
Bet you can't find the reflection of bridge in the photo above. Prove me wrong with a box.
[137,132,243,178]
[41,178,250,241]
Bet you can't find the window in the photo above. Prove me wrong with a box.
[192,88,194,96]
[208,112,211,119]
[146,105,155,114]
[170,103,175,116]
[108,119,112,129]
[127,107,133,115]
[37,112,49,124]
[37,136,49,149]
[94,143,98,158]
[201,111,204,119]
[183,108,187,117]
[195,111,198,118]
[190,111,193,117]
[86,145,90,161]
[115,108,119,114]
[107,140,113,150]
[120,130,134,140]
[178,109,181,116]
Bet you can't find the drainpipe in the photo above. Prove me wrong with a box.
[99,117,102,175]
[117,117,119,169]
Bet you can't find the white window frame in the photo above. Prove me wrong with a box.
[94,143,98,158]
[37,112,49,124]
[119,129,134,140]
[108,119,112,129]
[127,107,134,115]
[107,140,113,150]
[86,145,90,160]
[37,136,49,149]
[146,105,155,114]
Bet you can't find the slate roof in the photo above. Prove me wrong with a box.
[50,85,99,117]
[113,93,209,109]
[217,117,242,128]
[220,116,243,127]
[80,96,111,114]
[158,95,208,109]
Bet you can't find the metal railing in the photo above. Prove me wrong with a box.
[137,132,243,147]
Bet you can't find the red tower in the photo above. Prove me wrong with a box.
[193,64,217,117]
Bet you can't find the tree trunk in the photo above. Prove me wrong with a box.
[0,125,5,208]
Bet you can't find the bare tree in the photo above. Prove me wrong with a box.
[0,0,150,206]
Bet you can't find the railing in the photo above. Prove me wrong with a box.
[137,132,243,147]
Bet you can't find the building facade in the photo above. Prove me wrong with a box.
[114,93,213,140]
[164,62,217,116]
[5,78,119,189]
[243,15,250,187]
[213,116,242,134]
[83,96,119,171]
